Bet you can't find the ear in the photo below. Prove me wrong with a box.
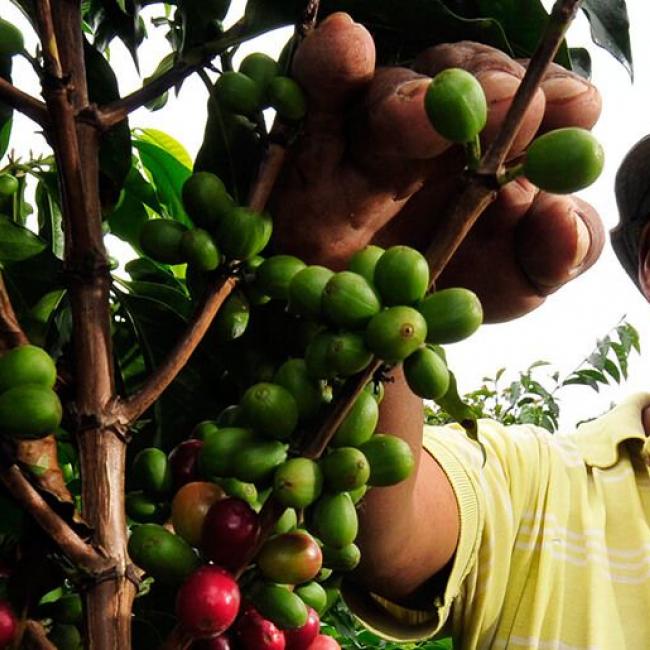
[638,222,650,301]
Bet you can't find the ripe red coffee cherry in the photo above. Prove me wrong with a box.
[0,601,17,648]
[176,566,240,639]
[169,439,204,489]
[201,497,261,571]
[307,635,341,650]
[235,606,286,650]
[284,607,320,650]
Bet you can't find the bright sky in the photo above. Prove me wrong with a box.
[2,0,650,429]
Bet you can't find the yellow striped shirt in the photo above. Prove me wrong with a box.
[344,393,650,649]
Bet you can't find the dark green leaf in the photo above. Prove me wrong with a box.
[86,0,145,69]
[124,280,193,320]
[610,341,629,379]
[84,39,132,207]
[107,191,149,248]
[582,0,632,79]
[133,139,192,226]
[435,371,483,462]
[243,0,512,64]
[570,47,592,79]
[0,57,13,160]
[35,175,65,259]
[195,95,262,202]
[475,0,571,67]
[603,358,621,384]
[0,215,47,262]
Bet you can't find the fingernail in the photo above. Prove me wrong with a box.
[397,78,429,101]
[321,12,354,27]
[572,213,591,270]
[476,71,519,103]
[542,75,589,103]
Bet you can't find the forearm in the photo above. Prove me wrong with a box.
[355,368,460,600]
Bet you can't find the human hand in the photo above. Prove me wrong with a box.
[270,13,604,322]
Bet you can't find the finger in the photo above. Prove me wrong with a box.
[413,42,546,156]
[515,193,604,293]
[289,13,376,179]
[538,62,602,132]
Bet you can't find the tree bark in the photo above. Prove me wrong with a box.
[35,2,135,647]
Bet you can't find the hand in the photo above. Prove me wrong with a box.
[270,13,604,322]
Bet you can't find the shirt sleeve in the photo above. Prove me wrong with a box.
[342,420,550,644]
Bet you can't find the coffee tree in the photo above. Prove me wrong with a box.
[0,0,631,648]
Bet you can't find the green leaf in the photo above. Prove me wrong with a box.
[195,95,262,202]
[84,38,132,207]
[0,57,13,160]
[570,47,592,79]
[0,215,47,262]
[475,0,571,67]
[123,280,193,320]
[435,371,484,462]
[603,358,621,384]
[582,0,632,79]
[136,128,193,171]
[107,191,149,248]
[133,139,192,226]
[35,174,65,259]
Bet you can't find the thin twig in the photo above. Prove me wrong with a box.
[426,0,583,282]
[117,277,238,425]
[0,465,110,574]
[0,77,49,126]
[0,273,29,350]
[298,0,321,38]
[97,20,248,129]
[225,0,587,581]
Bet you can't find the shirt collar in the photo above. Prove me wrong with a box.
[571,393,650,468]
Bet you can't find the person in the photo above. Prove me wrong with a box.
[270,12,650,650]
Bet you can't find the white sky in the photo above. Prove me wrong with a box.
[1,0,650,429]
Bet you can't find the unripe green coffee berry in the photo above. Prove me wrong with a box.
[214,71,262,115]
[425,68,487,143]
[268,76,307,121]
[524,127,604,194]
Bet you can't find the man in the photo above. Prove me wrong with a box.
[273,12,650,650]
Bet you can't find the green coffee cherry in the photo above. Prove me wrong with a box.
[199,427,256,478]
[374,246,429,305]
[274,358,325,421]
[0,173,19,197]
[239,53,280,92]
[524,127,604,194]
[180,229,221,271]
[139,220,188,265]
[0,385,62,439]
[417,287,483,344]
[312,492,358,548]
[326,331,373,377]
[0,345,57,393]
[215,207,272,260]
[240,382,299,440]
[332,390,379,448]
[361,434,415,487]
[403,345,450,400]
[295,581,328,615]
[274,507,298,534]
[253,583,309,629]
[255,255,306,300]
[214,71,262,115]
[268,76,307,121]
[231,439,288,484]
[128,524,200,585]
[132,448,172,498]
[321,447,370,492]
[322,271,382,329]
[182,172,234,230]
[288,265,334,319]
[424,68,487,143]
[273,457,323,509]
[348,245,385,286]
[365,306,427,363]
[0,19,24,57]
[322,542,361,572]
